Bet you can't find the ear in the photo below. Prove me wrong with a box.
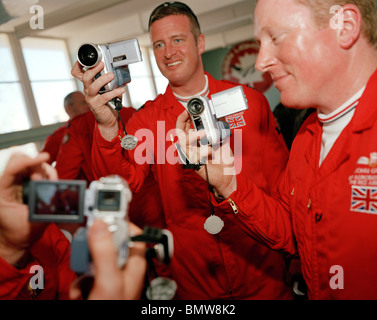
[197,33,205,55]
[336,4,362,49]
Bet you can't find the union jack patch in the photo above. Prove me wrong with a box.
[225,113,246,129]
[350,186,377,214]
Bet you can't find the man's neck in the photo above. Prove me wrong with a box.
[169,72,207,97]
[318,47,377,115]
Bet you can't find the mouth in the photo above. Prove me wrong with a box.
[272,74,289,88]
[166,60,183,67]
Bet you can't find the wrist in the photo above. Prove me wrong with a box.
[215,176,237,199]
[97,122,119,142]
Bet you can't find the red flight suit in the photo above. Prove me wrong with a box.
[55,108,166,232]
[91,73,292,299]
[42,125,66,165]
[0,223,77,300]
[217,69,377,299]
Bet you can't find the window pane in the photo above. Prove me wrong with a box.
[127,77,156,109]
[127,47,157,109]
[31,81,74,125]
[0,84,30,134]
[0,34,30,134]
[0,143,38,175]
[149,48,169,95]
[0,34,19,82]
[20,37,77,125]
[21,37,72,81]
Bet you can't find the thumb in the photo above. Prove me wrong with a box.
[87,220,122,299]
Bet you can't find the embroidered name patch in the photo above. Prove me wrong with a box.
[349,152,377,215]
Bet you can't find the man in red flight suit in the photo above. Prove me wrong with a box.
[42,91,90,165]
[0,152,148,300]
[0,152,77,300]
[189,0,377,299]
[54,105,166,229]
[72,2,292,299]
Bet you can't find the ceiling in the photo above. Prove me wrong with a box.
[0,0,256,53]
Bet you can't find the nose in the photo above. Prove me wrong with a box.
[164,42,176,59]
[255,44,275,73]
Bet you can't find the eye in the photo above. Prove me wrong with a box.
[271,32,286,45]
[154,42,163,50]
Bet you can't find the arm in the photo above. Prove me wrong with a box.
[71,61,123,141]
[175,108,296,255]
[71,61,150,192]
[0,152,57,266]
[224,168,297,255]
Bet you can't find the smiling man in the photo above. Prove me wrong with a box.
[181,0,377,299]
[72,1,291,299]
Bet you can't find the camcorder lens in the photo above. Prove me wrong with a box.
[78,44,99,67]
[187,98,204,116]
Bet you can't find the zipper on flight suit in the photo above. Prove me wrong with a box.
[227,198,239,215]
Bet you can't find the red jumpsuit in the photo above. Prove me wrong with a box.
[92,73,292,299]
[0,223,77,300]
[55,109,166,231]
[217,69,377,299]
[42,125,66,165]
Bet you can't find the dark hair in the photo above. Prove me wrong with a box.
[148,2,201,39]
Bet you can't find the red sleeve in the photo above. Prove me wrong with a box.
[212,158,297,256]
[91,108,151,192]
[212,86,296,255]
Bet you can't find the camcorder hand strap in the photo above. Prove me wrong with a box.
[110,97,138,151]
[203,164,225,235]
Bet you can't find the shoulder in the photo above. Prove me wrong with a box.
[127,94,165,125]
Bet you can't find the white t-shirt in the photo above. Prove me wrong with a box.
[318,86,366,166]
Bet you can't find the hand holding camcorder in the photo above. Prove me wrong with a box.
[77,38,142,94]
[186,86,248,146]
[23,175,173,275]
[76,38,141,150]
[77,38,143,110]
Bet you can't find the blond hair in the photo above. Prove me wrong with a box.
[297,0,377,47]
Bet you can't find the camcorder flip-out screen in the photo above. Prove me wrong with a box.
[24,180,87,223]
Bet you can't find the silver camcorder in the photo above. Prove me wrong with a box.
[77,38,143,94]
[74,175,133,272]
[187,86,249,146]
[23,175,173,274]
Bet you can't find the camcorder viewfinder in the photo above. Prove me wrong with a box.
[187,85,249,146]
